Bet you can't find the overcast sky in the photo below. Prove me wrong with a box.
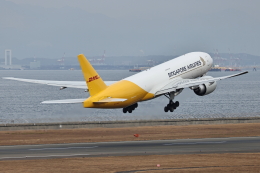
[1,0,260,58]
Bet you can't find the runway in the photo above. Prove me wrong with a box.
[0,137,260,160]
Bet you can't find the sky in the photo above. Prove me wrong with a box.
[1,0,260,59]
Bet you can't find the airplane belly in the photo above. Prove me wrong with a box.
[82,80,154,108]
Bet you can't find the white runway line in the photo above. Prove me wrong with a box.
[197,141,227,144]
[164,143,197,145]
[163,141,226,146]
[28,146,98,151]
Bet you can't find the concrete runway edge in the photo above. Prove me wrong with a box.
[1,117,260,131]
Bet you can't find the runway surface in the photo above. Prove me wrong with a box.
[0,137,260,160]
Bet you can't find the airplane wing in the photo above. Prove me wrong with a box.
[3,77,117,90]
[155,71,248,96]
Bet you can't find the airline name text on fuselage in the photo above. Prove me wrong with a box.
[168,60,202,77]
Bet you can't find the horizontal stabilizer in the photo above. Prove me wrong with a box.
[93,98,127,103]
[41,98,86,104]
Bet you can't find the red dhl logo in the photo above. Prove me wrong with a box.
[87,75,100,83]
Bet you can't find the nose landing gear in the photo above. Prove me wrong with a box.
[123,103,138,113]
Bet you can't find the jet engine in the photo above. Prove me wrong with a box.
[193,77,217,96]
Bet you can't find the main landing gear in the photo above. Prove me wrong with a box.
[163,92,180,112]
[123,103,138,113]
[164,100,179,112]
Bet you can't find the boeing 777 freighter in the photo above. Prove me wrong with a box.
[3,52,248,113]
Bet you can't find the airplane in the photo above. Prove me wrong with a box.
[3,52,248,113]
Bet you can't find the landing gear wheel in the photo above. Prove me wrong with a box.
[164,100,180,112]
[164,106,168,112]
[122,103,138,113]
[163,92,181,113]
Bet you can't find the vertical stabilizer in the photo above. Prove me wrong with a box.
[78,54,107,96]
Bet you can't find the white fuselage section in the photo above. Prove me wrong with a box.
[124,52,213,95]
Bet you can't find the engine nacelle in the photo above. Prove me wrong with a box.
[193,77,217,96]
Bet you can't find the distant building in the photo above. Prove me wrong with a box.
[30,61,41,69]
[5,49,12,65]
[0,49,22,69]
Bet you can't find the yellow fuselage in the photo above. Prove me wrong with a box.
[83,80,154,108]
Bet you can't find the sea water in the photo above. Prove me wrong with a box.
[0,70,259,124]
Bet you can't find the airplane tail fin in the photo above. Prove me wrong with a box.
[78,54,107,96]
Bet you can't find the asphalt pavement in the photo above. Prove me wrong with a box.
[0,137,260,160]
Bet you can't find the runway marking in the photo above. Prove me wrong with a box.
[163,141,226,146]
[0,154,90,160]
[164,143,197,145]
[0,137,258,149]
[197,141,227,144]
[28,146,98,151]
